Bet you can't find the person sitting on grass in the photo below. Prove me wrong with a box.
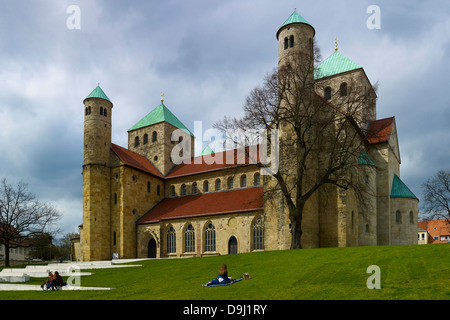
[41,272,54,291]
[50,271,66,290]
[203,264,232,287]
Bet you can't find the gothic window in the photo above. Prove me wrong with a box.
[204,223,216,252]
[324,87,332,100]
[228,177,234,189]
[192,182,198,194]
[240,175,247,188]
[181,184,187,196]
[135,136,139,147]
[215,179,221,191]
[396,210,402,223]
[143,134,148,145]
[184,224,195,253]
[253,217,264,250]
[204,181,209,192]
[284,37,288,50]
[340,82,348,97]
[254,173,261,186]
[290,35,294,48]
[152,131,157,142]
[167,226,176,254]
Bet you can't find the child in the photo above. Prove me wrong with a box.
[41,272,54,291]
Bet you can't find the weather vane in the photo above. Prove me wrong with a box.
[335,37,338,51]
[161,92,165,102]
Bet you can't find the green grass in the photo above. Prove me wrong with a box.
[0,244,448,300]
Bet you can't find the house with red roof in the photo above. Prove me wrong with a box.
[74,9,419,261]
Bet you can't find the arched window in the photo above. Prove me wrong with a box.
[203,181,209,192]
[215,179,221,191]
[396,210,402,223]
[181,184,187,196]
[100,107,103,116]
[409,211,414,224]
[135,136,139,147]
[227,177,234,189]
[143,134,148,144]
[88,106,91,115]
[290,35,294,48]
[104,108,107,117]
[114,193,117,204]
[152,131,157,142]
[167,226,176,254]
[171,185,176,197]
[184,224,195,253]
[240,175,247,188]
[284,37,288,50]
[365,224,369,233]
[254,173,261,186]
[324,87,332,100]
[192,182,198,194]
[147,181,151,193]
[157,185,160,196]
[204,223,216,252]
[340,82,348,97]
[253,217,264,250]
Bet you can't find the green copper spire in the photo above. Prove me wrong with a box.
[277,9,314,39]
[314,50,362,79]
[128,101,193,136]
[84,85,112,104]
[390,174,419,200]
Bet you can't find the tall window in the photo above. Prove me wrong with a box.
[147,181,151,193]
[324,87,332,100]
[409,211,414,224]
[284,37,288,50]
[228,177,234,189]
[396,210,402,223]
[253,217,264,250]
[204,223,216,252]
[192,182,198,194]
[167,226,176,253]
[185,224,195,253]
[254,173,260,186]
[340,82,348,97]
[203,181,209,192]
[171,186,176,197]
[181,184,187,196]
[289,35,294,48]
[152,131,157,142]
[215,179,221,191]
[240,175,247,187]
[135,136,139,147]
[143,134,148,144]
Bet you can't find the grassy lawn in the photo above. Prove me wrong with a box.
[0,244,448,300]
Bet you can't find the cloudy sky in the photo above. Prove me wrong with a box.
[0,0,449,235]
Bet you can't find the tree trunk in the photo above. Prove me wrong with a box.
[290,209,303,249]
[4,243,10,267]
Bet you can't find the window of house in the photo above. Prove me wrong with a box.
[147,182,151,193]
[152,131,157,142]
[167,226,176,253]
[143,134,148,145]
[104,108,107,117]
[396,210,402,223]
[409,211,414,224]
[284,37,288,50]
[135,136,139,147]
[204,181,209,192]
[228,177,234,189]
[204,223,216,252]
[100,107,103,116]
[192,182,198,194]
[181,184,187,196]
[171,186,175,197]
[185,224,195,253]
[254,173,260,186]
[290,35,294,48]
[340,82,348,97]
[253,217,264,250]
[240,175,247,188]
[157,185,160,196]
[216,179,221,191]
[324,87,332,100]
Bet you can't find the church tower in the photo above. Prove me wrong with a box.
[82,85,113,261]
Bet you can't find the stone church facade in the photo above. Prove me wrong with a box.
[73,10,418,261]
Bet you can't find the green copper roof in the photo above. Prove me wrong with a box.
[128,101,193,136]
[277,10,314,39]
[390,174,419,200]
[358,151,376,166]
[201,145,215,156]
[84,85,112,104]
[314,50,362,79]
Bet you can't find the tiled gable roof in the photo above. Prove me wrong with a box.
[366,117,395,144]
[111,143,164,178]
[137,187,263,224]
[390,174,418,200]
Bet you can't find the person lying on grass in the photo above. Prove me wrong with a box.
[203,264,234,287]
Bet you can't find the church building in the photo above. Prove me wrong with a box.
[72,10,419,261]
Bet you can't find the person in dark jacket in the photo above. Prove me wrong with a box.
[50,271,66,290]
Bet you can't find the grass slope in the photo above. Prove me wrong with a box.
[0,244,448,300]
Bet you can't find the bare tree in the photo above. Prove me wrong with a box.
[214,50,375,249]
[0,178,61,266]
[421,169,450,224]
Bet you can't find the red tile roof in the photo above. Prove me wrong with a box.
[366,117,395,144]
[166,145,262,178]
[137,186,263,224]
[111,143,164,178]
